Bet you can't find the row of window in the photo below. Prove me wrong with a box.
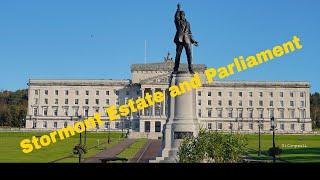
[197,100,305,108]
[207,122,306,131]
[34,98,116,106]
[34,89,138,96]
[33,121,129,129]
[198,91,305,98]
[198,108,306,119]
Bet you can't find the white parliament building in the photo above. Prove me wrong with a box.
[25,54,313,138]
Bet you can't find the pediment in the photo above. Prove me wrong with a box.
[140,74,170,85]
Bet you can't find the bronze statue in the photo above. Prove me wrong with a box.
[173,3,199,74]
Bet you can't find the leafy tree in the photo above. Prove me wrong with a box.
[178,129,248,163]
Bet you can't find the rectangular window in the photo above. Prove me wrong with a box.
[208,92,212,97]
[290,101,294,107]
[259,92,263,97]
[208,110,212,117]
[54,109,58,116]
[290,92,294,97]
[218,92,222,96]
[85,99,89,105]
[198,91,201,96]
[86,91,89,96]
[259,100,263,106]
[290,124,295,131]
[269,109,274,118]
[280,92,284,97]
[259,109,263,118]
[45,90,48,95]
[35,90,39,95]
[300,92,304,97]
[198,100,201,106]
[249,100,253,107]
[96,91,100,96]
[301,124,305,131]
[229,92,232,97]
[228,109,233,118]
[239,100,242,106]
[43,121,47,128]
[270,101,273,107]
[208,123,212,130]
[249,123,253,130]
[35,98,39,105]
[74,108,79,117]
[96,99,99,105]
[106,99,110,105]
[217,109,222,118]
[280,109,284,119]
[280,101,284,107]
[106,91,110,95]
[238,110,243,118]
[218,100,222,106]
[290,110,295,118]
[228,100,232,106]
[55,90,59,95]
[55,99,58,105]
[248,110,253,118]
[239,92,243,97]
[208,100,212,106]
[45,99,48,105]
[65,90,69,96]
[65,99,68,105]
[54,122,58,128]
[300,101,304,107]
[249,92,253,97]
[75,99,79,105]
[218,123,222,130]
[43,108,48,116]
[64,109,68,116]
[33,108,38,116]
[115,90,119,96]
[270,92,273,97]
[198,109,202,117]
[76,90,79,95]
[280,124,284,130]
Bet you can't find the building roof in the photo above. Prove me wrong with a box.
[131,53,207,72]
[203,80,310,88]
[28,79,131,87]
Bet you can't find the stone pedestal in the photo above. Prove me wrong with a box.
[151,71,199,163]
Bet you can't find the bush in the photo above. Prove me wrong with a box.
[178,129,248,163]
[268,147,282,156]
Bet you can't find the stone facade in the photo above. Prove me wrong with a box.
[25,55,313,136]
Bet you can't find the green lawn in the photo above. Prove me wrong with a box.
[0,131,123,163]
[1,132,319,163]
[245,134,320,163]
[118,139,148,160]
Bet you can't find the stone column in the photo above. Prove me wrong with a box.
[141,88,145,116]
[162,88,166,117]
[151,72,199,163]
[152,88,155,117]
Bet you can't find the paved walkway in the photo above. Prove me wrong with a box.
[130,140,162,163]
[83,139,136,163]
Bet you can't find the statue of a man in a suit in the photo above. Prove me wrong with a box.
[173,3,199,74]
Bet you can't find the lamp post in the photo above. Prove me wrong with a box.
[271,117,276,163]
[84,115,88,146]
[108,119,111,144]
[258,119,261,156]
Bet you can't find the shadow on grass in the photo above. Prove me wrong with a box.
[282,148,320,155]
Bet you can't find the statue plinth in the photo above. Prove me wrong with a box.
[151,71,199,163]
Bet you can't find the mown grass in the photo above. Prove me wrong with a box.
[245,134,320,163]
[0,131,123,163]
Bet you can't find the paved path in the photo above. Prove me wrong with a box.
[130,140,162,163]
[83,139,136,163]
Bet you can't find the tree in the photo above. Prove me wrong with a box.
[178,129,248,163]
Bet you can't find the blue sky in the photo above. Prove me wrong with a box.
[0,0,319,92]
